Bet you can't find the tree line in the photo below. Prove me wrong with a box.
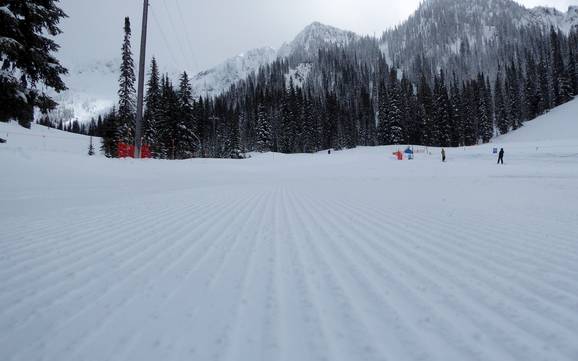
[38,18,578,158]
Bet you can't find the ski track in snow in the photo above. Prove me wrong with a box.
[2,118,578,361]
[1,179,577,361]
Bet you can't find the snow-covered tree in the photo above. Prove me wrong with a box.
[386,70,404,145]
[376,81,389,145]
[144,58,162,157]
[494,68,509,135]
[0,0,68,128]
[117,17,136,145]
[177,71,198,158]
[255,103,272,152]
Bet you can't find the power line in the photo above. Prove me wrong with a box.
[174,0,200,71]
[161,0,190,69]
[150,5,181,70]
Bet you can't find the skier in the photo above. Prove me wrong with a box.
[497,148,504,164]
[441,148,446,162]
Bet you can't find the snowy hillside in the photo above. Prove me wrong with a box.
[46,59,121,124]
[191,47,277,98]
[380,0,578,82]
[493,98,578,143]
[0,121,99,156]
[2,97,578,361]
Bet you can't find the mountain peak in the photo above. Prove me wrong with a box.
[278,22,358,59]
[302,21,336,31]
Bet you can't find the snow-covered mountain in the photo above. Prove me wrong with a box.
[191,22,357,96]
[46,58,186,124]
[190,46,277,98]
[530,6,578,34]
[46,59,120,124]
[47,47,278,123]
[47,22,354,123]
[46,0,578,124]
[380,0,578,82]
[278,22,358,59]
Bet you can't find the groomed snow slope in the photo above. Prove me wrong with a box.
[493,99,578,143]
[1,100,578,361]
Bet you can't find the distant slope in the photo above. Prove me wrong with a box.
[0,121,100,156]
[46,59,120,124]
[191,47,277,98]
[494,98,578,143]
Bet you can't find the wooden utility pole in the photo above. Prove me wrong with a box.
[134,0,149,158]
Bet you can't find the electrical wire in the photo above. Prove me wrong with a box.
[161,0,190,69]
[174,0,200,71]
[150,5,182,70]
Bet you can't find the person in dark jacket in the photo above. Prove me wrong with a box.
[497,148,504,164]
[441,148,446,162]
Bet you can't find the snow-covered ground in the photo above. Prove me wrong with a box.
[1,100,578,361]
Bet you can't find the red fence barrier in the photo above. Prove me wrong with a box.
[117,143,151,159]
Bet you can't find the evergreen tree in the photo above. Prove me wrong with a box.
[0,0,68,128]
[386,69,404,145]
[117,17,136,145]
[301,95,318,153]
[280,82,299,153]
[538,52,552,113]
[434,70,452,147]
[324,92,339,150]
[101,108,119,158]
[494,68,509,135]
[144,58,162,157]
[449,75,463,146]
[507,60,522,130]
[485,76,494,137]
[568,48,578,96]
[402,78,421,145]
[227,112,243,159]
[524,52,540,120]
[176,72,198,158]
[377,80,390,145]
[479,76,493,143]
[550,27,571,105]
[159,75,180,159]
[462,81,477,146]
[255,102,272,152]
[417,74,434,146]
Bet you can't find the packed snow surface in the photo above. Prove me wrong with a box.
[1,100,578,361]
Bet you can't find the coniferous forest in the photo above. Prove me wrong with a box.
[9,2,578,159]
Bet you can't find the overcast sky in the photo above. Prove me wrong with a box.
[57,0,575,74]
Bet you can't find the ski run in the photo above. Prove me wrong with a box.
[1,100,578,361]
